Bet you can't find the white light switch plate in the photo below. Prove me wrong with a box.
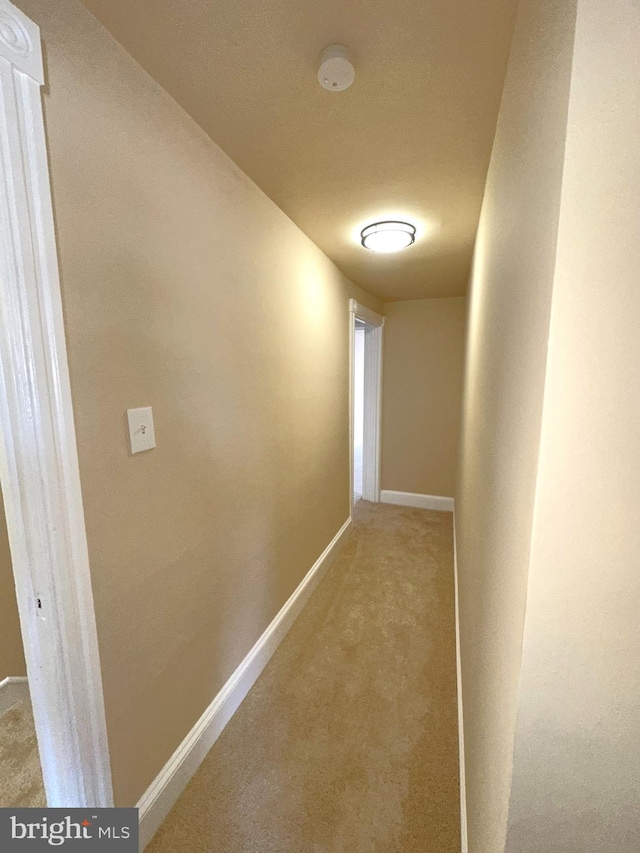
[127,406,156,454]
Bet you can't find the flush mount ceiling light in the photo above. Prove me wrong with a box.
[360,221,417,253]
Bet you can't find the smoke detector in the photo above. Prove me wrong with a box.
[317,44,355,92]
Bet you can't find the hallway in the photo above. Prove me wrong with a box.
[148,502,460,852]
[7,1,637,847]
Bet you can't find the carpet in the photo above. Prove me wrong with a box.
[0,697,46,808]
[148,501,460,852]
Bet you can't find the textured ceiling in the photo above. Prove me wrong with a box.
[79,0,518,301]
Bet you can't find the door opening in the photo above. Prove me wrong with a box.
[353,321,365,502]
[349,300,384,514]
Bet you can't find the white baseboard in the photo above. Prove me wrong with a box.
[0,676,29,715]
[453,513,468,853]
[138,517,353,849]
[380,490,455,512]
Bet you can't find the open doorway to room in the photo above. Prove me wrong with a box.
[349,300,384,512]
[353,320,365,502]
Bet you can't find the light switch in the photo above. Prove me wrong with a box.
[127,406,156,454]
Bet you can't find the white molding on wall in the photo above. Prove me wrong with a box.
[0,0,113,806]
[349,299,383,507]
[0,1,43,80]
[0,676,29,715]
[349,310,355,514]
[138,517,353,850]
[453,512,468,853]
[362,323,383,503]
[348,298,384,328]
[380,490,455,512]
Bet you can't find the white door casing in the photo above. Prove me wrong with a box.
[0,0,113,807]
[349,299,383,510]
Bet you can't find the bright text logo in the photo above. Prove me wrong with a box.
[1,808,137,850]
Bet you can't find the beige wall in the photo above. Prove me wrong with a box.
[460,0,640,849]
[455,0,576,849]
[506,0,640,848]
[18,0,382,806]
[381,298,466,498]
[0,492,26,681]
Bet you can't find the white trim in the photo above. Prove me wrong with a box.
[0,0,112,806]
[453,512,468,853]
[0,0,43,81]
[138,517,353,849]
[380,490,455,512]
[0,676,29,715]
[349,299,383,506]
[349,310,355,515]
[362,323,383,502]
[348,298,384,328]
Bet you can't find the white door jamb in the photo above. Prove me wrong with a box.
[349,299,384,509]
[0,0,113,807]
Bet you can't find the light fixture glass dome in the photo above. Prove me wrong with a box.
[360,221,416,253]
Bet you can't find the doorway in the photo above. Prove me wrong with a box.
[349,300,384,512]
[353,320,365,502]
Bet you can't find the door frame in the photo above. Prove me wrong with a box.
[349,299,384,513]
[0,0,113,807]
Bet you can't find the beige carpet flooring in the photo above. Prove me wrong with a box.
[0,697,46,808]
[148,501,460,852]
